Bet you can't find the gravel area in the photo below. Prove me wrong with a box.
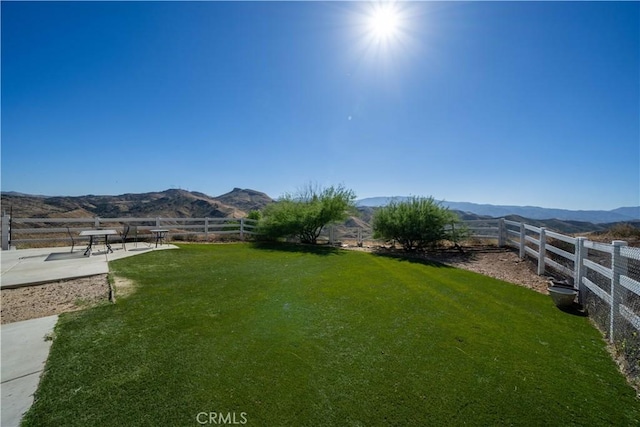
[1,274,110,324]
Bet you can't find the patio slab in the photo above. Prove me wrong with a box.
[1,243,177,289]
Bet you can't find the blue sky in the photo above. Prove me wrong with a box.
[2,1,638,210]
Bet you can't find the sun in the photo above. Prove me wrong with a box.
[349,1,415,64]
[367,3,401,43]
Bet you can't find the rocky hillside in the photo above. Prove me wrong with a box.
[214,188,273,214]
[1,188,273,219]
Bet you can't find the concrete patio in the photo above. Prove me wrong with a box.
[1,242,176,289]
[0,242,178,427]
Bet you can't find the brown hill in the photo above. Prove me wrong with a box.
[214,188,274,213]
[1,188,273,219]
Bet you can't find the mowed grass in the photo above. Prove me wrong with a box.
[24,244,640,426]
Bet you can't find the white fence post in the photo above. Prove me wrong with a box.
[610,240,628,340]
[519,222,525,259]
[1,214,10,250]
[575,237,586,305]
[498,218,505,247]
[537,227,546,276]
[156,217,161,228]
[240,218,245,241]
[94,217,100,228]
[205,218,209,239]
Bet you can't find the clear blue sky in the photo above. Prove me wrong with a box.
[2,1,638,210]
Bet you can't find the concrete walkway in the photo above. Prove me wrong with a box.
[0,243,178,426]
[1,315,58,427]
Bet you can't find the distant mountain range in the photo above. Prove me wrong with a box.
[2,189,638,236]
[1,188,273,219]
[356,197,640,224]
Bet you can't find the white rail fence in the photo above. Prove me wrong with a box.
[1,215,258,248]
[467,219,640,372]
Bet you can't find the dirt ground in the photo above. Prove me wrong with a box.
[0,245,548,325]
[1,274,110,324]
[418,245,550,294]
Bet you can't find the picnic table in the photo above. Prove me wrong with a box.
[79,229,117,256]
[150,229,169,248]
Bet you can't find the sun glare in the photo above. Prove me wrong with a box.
[350,1,417,66]
[367,3,401,43]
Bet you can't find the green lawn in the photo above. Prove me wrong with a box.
[23,243,640,426]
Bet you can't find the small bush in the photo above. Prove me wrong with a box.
[257,184,356,244]
[247,210,262,221]
[372,196,465,251]
[609,223,640,239]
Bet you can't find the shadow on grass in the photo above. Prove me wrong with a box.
[251,241,345,256]
[557,302,589,317]
[370,248,453,269]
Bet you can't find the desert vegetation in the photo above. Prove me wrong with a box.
[597,222,640,241]
[257,184,356,244]
[372,196,468,251]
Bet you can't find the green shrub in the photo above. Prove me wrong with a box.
[372,196,465,251]
[247,210,262,221]
[257,184,356,244]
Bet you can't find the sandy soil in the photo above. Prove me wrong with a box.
[1,274,110,324]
